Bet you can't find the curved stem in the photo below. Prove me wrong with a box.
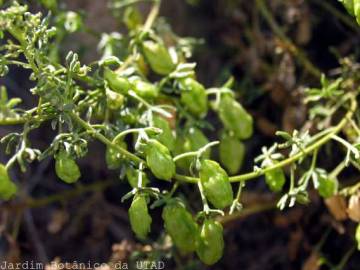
[206,88,234,96]
[113,127,161,142]
[69,112,143,164]
[173,141,219,162]
[175,97,357,184]
[0,103,52,126]
[173,151,197,162]
[143,0,161,31]
[116,0,161,73]
[128,90,173,118]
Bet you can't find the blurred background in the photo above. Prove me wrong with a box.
[1,0,360,269]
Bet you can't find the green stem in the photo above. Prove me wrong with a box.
[113,127,161,142]
[313,0,359,32]
[128,90,172,118]
[197,181,210,214]
[2,97,356,186]
[334,245,356,270]
[330,160,346,179]
[0,117,27,125]
[173,151,197,162]
[175,97,357,184]
[143,0,161,31]
[116,0,161,73]
[0,103,52,126]
[173,141,219,162]
[69,111,143,164]
[230,181,245,214]
[255,0,321,78]
[206,88,234,96]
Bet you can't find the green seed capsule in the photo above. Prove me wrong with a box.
[317,176,338,198]
[142,40,175,75]
[145,139,175,181]
[356,223,360,250]
[339,0,360,24]
[129,194,152,239]
[126,168,149,188]
[342,0,355,15]
[199,160,233,209]
[187,128,210,158]
[104,68,131,94]
[105,141,127,170]
[180,77,208,117]
[55,152,81,184]
[219,133,245,175]
[106,88,124,110]
[174,128,210,170]
[162,200,199,254]
[132,79,159,99]
[355,0,360,24]
[218,94,253,140]
[152,114,175,151]
[264,166,286,192]
[196,219,224,265]
[0,164,17,200]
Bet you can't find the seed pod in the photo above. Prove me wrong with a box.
[105,141,127,170]
[219,133,245,175]
[152,114,175,151]
[123,6,143,30]
[132,79,159,99]
[341,0,355,15]
[187,128,210,158]
[347,193,360,222]
[179,77,208,117]
[199,159,233,209]
[218,94,253,140]
[145,139,175,181]
[355,0,360,24]
[129,194,152,239]
[142,40,175,75]
[196,219,224,265]
[126,168,149,188]
[55,152,81,184]
[356,223,360,250]
[0,164,17,200]
[106,88,124,110]
[264,166,286,192]
[104,68,131,94]
[174,128,210,170]
[317,177,338,198]
[162,200,199,254]
[340,0,360,24]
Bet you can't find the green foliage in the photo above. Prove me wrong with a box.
[0,0,359,266]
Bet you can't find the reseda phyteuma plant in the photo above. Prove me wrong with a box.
[1,0,360,265]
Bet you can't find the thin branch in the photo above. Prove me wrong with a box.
[255,0,322,78]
